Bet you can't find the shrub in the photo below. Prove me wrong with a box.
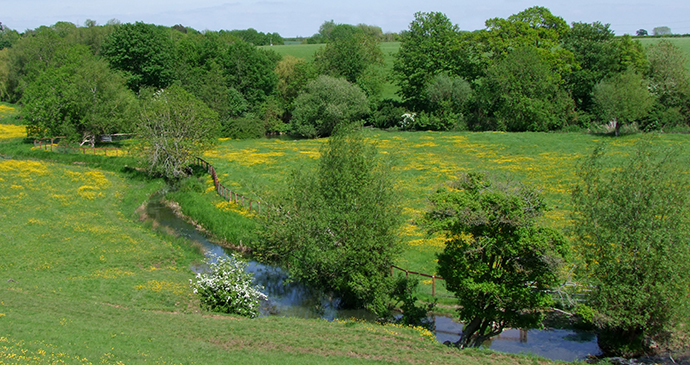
[190,254,267,318]
[259,128,403,315]
[290,75,369,138]
[222,117,265,139]
[572,142,690,356]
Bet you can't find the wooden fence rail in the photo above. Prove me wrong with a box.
[193,157,263,215]
[390,264,445,297]
[34,138,125,157]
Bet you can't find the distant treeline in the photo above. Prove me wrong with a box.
[0,7,689,145]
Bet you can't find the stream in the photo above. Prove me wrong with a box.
[146,198,601,362]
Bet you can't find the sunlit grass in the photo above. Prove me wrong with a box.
[0,158,538,364]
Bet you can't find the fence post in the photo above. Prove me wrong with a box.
[406,271,409,280]
[432,276,436,297]
[258,201,261,215]
[390,265,393,277]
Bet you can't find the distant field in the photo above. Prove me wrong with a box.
[637,37,690,71]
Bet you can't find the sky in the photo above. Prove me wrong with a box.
[4,0,690,37]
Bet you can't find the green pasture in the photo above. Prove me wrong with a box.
[636,37,690,71]
[203,131,690,299]
[0,110,560,364]
[0,155,523,365]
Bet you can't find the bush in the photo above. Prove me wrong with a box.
[290,75,369,138]
[572,142,690,356]
[190,254,267,318]
[259,128,403,315]
[222,117,265,139]
[369,99,407,129]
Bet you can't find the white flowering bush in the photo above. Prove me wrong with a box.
[400,112,416,129]
[190,254,267,318]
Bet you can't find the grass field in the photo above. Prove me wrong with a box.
[202,130,690,299]
[1,105,566,364]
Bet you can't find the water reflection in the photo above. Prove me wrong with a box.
[145,198,600,361]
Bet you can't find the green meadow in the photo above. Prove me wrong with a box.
[1,104,565,364]
[199,130,690,300]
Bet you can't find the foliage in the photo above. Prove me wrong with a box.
[259,129,403,315]
[225,28,283,46]
[392,12,463,110]
[190,254,267,318]
[101,22,175,92]
[314,30,384,93]
[571,142,690,356]
[222,116,265,139]
[290,75,369,138]
[390,275,436,329]
[472,47,574,131]
[137,85,220,179]
[369,99,408,129]
[221,41,280,105]
[653,26,672,36]
[274,55,317,112]
[593,70,654,135]
[425,73,472,114]
[646,40,690,121]
[21,45,137,145]
[426,172,567,348]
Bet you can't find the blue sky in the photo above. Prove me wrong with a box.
[5,0,690,37]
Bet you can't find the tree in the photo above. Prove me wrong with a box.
[571,142,690,356]
[425,172,567,348]
[290,75,369,138]
[646,40,690,126]
[653,26,672,36]
[592,69,654,135]
[137,85,220,179]
[259,128,403,314]
[392,12,463,110]
[472,47,574,131]
[636,29,648,36]
[313,30,384,97]
[101,22,175,92]
[22,45,136,145]
[221,40,280,106]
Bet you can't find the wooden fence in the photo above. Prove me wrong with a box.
[390,264,446,297]
[193,157,263,215]
[34,138,126,157]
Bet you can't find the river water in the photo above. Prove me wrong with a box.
[146,198,600,362]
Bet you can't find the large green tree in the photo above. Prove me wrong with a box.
[472,47,574,131]
[592,70,654,135]
[102,22,175,92]
[314,30,384,97]
[426,173,567,348]
[645,40,690,128]
[392,12,464,110]
[22,45,136,145]
[572,142,690,356]
[259,129,403,314]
